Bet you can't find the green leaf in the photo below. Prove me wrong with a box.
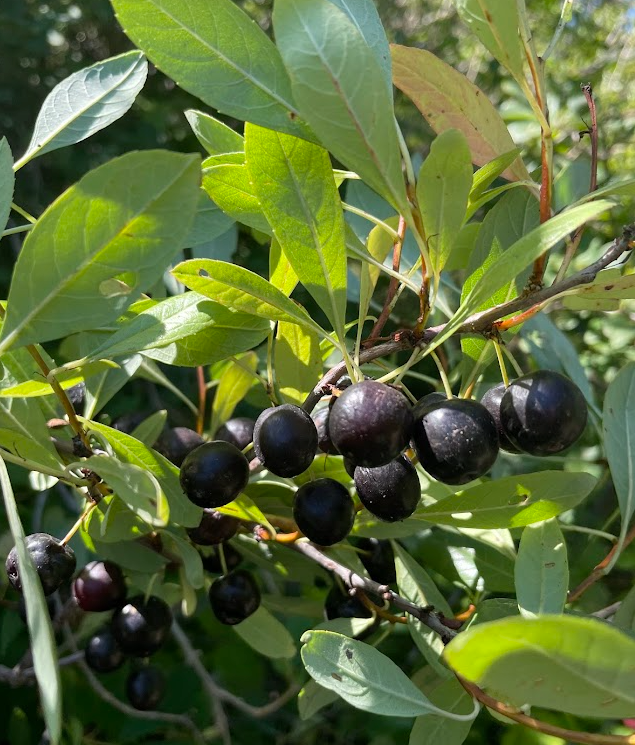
[469,149,522,203]
[0,428,63,473]
[15,51,147,169]
[161,531,204,589]
[563,268,635,310]
[130,410,167,448]
[77,454,168,526]
[201,163,272,234]
[184,110,244,156]
[515,518,568,618]
[273,0,407,211]
[184,191,235,249]
[603,362,635,546]
[391,45,529,182]
[416,129,473,275]
[314,616,377,637]
[298,679,339,720]
[424,200,614,356]
[0,458,61,745]
[233,606,297,659]
[614,583,635,633]
[393,542,453,678]
[87,420,202,527]
[300,630,477,719]
[444,615,635,718]
[112,0,312,140]
[211,352,258,434]
[269,238,299,297]
[0,395,60,466]
[0,138,14,232]
[415,471,596,529]
[0,360,117,398]
[275,322,322,406]
[573,177,635,205]
[86,496,151,544]
[173,259,323,337]
[85,354,143,419]
[455,0,525,82]
[216,493,275,536]
[90,291,269,368]
[0,150,200,353]
[409,678,475,745]
[444,223,480,273]
[245,125,347,339]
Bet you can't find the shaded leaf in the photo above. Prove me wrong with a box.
[234,606,297,659]
[183,191,235,249]
[298,679,339,720]
[409,677,475,745]
[0,138,14,232]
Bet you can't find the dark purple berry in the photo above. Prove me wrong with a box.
[154,427,204,466]
[253,404,317,477]
[187,509,239,545]
[293,478,355,546]
[180,441,249,508]
[209,569,260,625]
[354,538,396,585]
[312,407,339,454]
[85,628,126,673]
[126,666,165,710]
[480,383,521,453]
[200,543,242,574]
[6,533,76,596]
[354,455,421,522]
[328,381,414,468]
[215,417,255,451]
[324,585,372,620]
[111,595,172,657]
[73,560,127,612]
[66,382,86,415]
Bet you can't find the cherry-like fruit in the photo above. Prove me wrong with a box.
[215,417,256,451]
[354,455,420,522]
[209,569,260,625]
[111,595,173,657]
[253,404,317,477]
[354,538,396,585]
[324,585,372,620]
[180,441,249,508]
[155,426,204,466]
[126,666,165,710]
[412,398,499,484]
[499,370,588,455]
[85,628,126,673]
[73,560,127,612]
[6,533,76,596]
[480,383,521,453]
[328,380,414,468]
[187,509,239,546]
[293,478,355,546]
[312,407,339,455]
[200,543,242,574]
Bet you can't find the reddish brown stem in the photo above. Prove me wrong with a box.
[582,83,599,194]
[357,590,408,624]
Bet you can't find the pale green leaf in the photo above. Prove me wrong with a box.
[162,531,205,589]
[0,458,62,744]
[183,191,235,249]
[409,678,475,745]
[0,151,200,353]
[112,0,313,140]
[444,615,635,718]
[275,322,322,406]
[184,109,244,155]
[130,410,167,448]
[201,163,272,234]
[0,138,14,232]
[415,471,596,529]
[211,352,258,434]
[269,238,299,297]
[233,606,297,659]
[515,518,568,618]
[274,0,407,210]
[470,149,522,202]
[216,493,275,536]
[298,679,339,720]
[0,360,117,398]
[15,52,147,169]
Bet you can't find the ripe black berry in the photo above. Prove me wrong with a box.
[111,412,148,434]
[413,392,447,419]
[6,533,76,596]
[66,382,86,415]
[412,398,499,485]
[253,404,317,477]
[111,595,172,657]
[209,569,260,625]
[73,560,127,612]
[293,478,355,546]
[325,585,372,620]
[200,543,242,574]
[500,370,588,455]
[85,628,126,673]
[354,538,396,585]
[154,427,204,466]
[215,417,256,451]
[187,509,239,545]
[354,455,420,522]
[312,407,339,454]
[328,380,414,468]
[180,441,249,508]
[126,666,165,710]
[480,383,521,453]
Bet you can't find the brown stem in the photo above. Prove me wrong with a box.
[458,676,635,745]
[365,215,407,344]
[357,590,408,624]
[195,366,206,436]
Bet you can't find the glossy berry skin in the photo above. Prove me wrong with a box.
[6,533,76,596]
[500,370,588,456]
[186,509,239,546]
[412,398,499,485]
[66,382,86,415]
[328,381,414,468]
[73,560,127,612]
[209,569,260,625]
[200,543,242,574]
[155,427,204,467]
[111,412,147,434]
[215,417,256,452]
[354,455,420,522]
[325,585,372,620]
[412,392,447,419]
[293,478,355,546]
[480,383,521,453]
[180,441,249,508]
[126,666,165,710]
[85,628,126,673]
[253,405,317,477]
[111,595,173,657]
[312,407,339,455]
[354,538,396,585]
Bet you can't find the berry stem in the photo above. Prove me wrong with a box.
[195,366,206,436]
[61,501,98,545]
[493,342,510,389]
[218,544,229,576]
[430,351,453,399]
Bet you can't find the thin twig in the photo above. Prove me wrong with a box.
[0,652,84,686]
